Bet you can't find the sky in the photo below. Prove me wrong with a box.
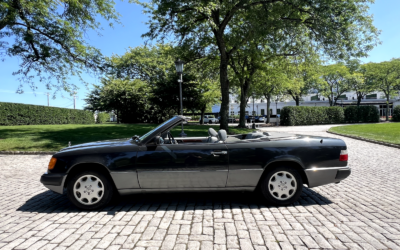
[0,0,399,110]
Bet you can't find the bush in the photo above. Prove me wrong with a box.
[280,106,345,126]
[0,102,95,126]
[96,112,110,123]
[393,106,400,122]
[281,105,379,126]
[344,106,379,123]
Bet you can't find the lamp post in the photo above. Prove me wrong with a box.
[175,59,187,137]
[275,97,279,126]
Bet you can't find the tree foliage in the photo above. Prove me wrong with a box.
[137,0,379,130]
[1,0,119,92]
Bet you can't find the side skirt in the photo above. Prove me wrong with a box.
[118,187,256,195]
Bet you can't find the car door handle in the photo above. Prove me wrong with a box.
[211,151,227,155]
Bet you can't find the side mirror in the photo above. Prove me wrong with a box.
[154,136,164,145]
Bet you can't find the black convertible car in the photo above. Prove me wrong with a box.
[41,116,350,210]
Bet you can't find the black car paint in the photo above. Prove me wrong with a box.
[41,116,350,195]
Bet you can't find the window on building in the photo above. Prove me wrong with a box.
[252,111,256,115]
[230,111,235,116]
[337,95,347,100]
[245,111,249,115]
[260,99,264,103]
[310,95,320,101]
[261,109,265,115]
[366,94,377,99]
[270,109,273,115]
[277,109,281,114]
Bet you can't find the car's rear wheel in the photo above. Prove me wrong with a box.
[67,170,114,210]
[260,166,303,206]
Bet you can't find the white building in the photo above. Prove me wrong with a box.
[212,91,400,117]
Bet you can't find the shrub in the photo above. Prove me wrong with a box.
[393,106,400,122]
[280,106,345,126]
[344,106,379,123]
[0,102,95,126]
[97,112,110,123]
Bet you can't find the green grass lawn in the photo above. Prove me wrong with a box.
[329,123,400,145]
[0,123,252,152]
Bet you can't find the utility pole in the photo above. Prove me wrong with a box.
[73,92,76,109]
[47,92,49,106]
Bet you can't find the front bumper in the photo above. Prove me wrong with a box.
[305,166,351,188]
[40,172,67,194]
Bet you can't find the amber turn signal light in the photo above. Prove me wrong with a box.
[48,157,57,170]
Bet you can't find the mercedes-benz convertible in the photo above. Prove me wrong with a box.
[40,115,350,210]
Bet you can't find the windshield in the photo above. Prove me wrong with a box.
[138,117,177,142]
[208,115,215,118]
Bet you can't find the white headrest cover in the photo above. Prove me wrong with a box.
[208,128,218,137]
[218,129,227,142]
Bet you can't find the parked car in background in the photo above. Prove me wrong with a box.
[228,117,239,123]
[255,116,265,122]
[245,115,255,123]
[200,115,219,124]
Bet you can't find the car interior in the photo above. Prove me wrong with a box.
[159,127,296,145]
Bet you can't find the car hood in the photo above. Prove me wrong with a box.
[59,138,134,152]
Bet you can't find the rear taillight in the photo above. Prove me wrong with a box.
[339,150,348,161]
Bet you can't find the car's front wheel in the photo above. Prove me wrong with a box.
[260,166,303,206]
[67,170,114,210]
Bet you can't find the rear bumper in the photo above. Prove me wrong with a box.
[40,172,67,194]
[305,166,351,188]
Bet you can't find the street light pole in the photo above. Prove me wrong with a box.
[175,59,187,137]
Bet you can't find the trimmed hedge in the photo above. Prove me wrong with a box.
[344,106,380,123]
[0,102,95,125]
[280,105,379,126]
[96,112,110,123]
[280,106,345,126]
[393,106,400,122]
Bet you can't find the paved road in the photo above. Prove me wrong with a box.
[1,126,400,250]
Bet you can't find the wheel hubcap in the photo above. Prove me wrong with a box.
[268,171,297,201]
[73,175,104,205]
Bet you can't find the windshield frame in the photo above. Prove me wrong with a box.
[136,116,185,145]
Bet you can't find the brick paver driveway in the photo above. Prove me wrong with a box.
[1,125,400,250]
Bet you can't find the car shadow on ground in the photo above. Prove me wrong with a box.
[17,187,332,214]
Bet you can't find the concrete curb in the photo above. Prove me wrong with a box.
[0,151,56,155]
[327,131,400,149]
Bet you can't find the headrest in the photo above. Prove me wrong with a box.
[218,129,227,141]
[208,128,218,137]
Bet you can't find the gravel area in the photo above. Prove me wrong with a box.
[0,126,399,250]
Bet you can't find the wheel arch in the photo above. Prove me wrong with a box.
[64,163,116,189]
[257,160,309,187]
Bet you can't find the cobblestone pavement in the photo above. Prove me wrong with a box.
[1,127,400,250]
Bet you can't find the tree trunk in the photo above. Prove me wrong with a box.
[266,94,271,123]
[200,105,206,125]
[386,95,390,121]
[295,96,300,106]
[357,95,362,106]
[238,80,250,128]
[219,52,230,131]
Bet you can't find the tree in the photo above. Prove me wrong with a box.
[347,59,376,106]
[1,0,120,93]
[320,64,352,106]
[285,54,323,106]
[364,59,400,121]
[137,0,379,131]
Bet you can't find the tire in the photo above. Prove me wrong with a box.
[259,166,303,206]
[209,121,213,124]
[67,170,114,210]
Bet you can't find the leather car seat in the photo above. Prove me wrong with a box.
[207,128,219,143]
[217,129,227,143]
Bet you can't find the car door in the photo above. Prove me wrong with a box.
[136,143,229,189]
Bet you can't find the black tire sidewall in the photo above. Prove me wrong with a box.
[67,170,114,210]
[260,166,303,206]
